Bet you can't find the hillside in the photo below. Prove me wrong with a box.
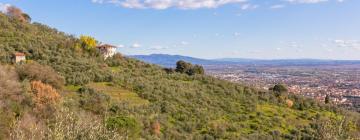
[0,12,360,140]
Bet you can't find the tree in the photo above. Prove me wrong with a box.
[176,60,192,74]
[272,84,288,97]
[5,6,31,23]
[31,81,60,118]
[80,35,98,50]
[192,65,205,75]
[325,95,330,104]
[175,60,205,76]
[21,13,31,22]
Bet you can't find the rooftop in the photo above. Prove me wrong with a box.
[96,44,116,48]
[14,52,25,56]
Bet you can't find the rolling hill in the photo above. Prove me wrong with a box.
[129,54,224,67]
[0,11,359,140]
[131,54,360,67]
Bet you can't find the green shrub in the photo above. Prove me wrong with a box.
[106,116,141,138]
[78,87,110,114]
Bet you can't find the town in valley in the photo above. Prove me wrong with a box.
[207,64,360,112]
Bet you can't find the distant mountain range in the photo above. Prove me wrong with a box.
[129,54,226,67]
[130,54,360,67]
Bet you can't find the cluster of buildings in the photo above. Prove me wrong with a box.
[209,65,360,112]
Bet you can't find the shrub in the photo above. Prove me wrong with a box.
[105,53,125,67]
[0,65,23,104]
[105,116,141,138]
[30,81,60,118]
[17,62,65,89]
[151,121,161,136]
[78,87,110,114]
[286,99,294,108]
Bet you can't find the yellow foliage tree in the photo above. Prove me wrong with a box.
[79,35,98,50]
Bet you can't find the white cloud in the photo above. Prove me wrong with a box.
[285,0,328,4]
[180,41,189,45]
[131,43,141,48]
[233,32,241,37]
[92,0,248,10]
[117,44,125,48]
[333,39,360,50]
[92,0,105,4]
[270,4,285,9]
[0,3,11,13]
[241,3,258,10]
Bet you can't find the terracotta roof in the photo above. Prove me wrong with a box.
[96,44,116,48]
[14,52,26,56]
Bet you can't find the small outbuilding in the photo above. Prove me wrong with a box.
[13,52,26,63]
[96,44,117,59]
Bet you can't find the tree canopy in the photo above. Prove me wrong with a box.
[80,35,98,50]
[175,60,205,75]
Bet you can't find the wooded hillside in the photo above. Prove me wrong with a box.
[0,11,359,140]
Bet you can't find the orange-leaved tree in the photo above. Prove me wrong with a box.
[6,6,31,23]
[31,81,60,117]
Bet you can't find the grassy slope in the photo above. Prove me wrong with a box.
[0,13,359,139]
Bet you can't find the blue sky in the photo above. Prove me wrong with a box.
[1,0,360,59]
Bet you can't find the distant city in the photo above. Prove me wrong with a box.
[208,64,360,112]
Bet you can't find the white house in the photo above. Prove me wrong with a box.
[96,44,117,59]
[13,52,26,63]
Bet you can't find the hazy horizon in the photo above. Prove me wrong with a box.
[131,53,360,61]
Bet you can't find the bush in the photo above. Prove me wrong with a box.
[105,116,141,138]
[105,53,125,67]
[0,65,23,104]
[78,87,110,114]
[30,81,60,118]
[17,62,65,89]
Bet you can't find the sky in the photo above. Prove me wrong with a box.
[0,0,360,60]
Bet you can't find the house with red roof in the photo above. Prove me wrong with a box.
[13,52,26,63]
[96,44,117,59]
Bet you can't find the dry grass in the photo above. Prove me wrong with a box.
[10,108,124,140]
